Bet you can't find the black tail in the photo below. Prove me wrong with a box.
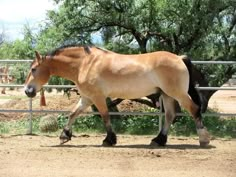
[182,56,202,117]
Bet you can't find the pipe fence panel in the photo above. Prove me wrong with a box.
[0,59,235,134]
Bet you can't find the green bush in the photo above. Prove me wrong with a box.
[54,112,236,138]
[55,112,235,138]
[0,112,235,138]
[170,116,196,136]
[115,116,160,135]
[203,116,236,138]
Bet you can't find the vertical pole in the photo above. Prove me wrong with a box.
[159,96,163,133]
[27,97,33,135]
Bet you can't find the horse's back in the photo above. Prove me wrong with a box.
[94,51,188,98]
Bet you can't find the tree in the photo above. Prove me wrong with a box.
[0,29,6,46]
[0,25,38,85]
[0,24,36,59]
[35,20,65,54]
[43,0,236,111]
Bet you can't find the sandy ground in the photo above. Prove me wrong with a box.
[0,134,235,177]
[208,89,236,114]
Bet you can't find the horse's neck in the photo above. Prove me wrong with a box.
[49,56,80,83]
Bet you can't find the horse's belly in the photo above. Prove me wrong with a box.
[105,78,158,99]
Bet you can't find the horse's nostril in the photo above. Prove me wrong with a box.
[25,90,30,95]
[28,87,34,93]
[25,86,36,98]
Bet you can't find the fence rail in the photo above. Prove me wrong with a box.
[0,59,235,134]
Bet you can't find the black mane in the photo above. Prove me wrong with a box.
[46,44,93,56]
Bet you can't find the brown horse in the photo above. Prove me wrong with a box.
[24,45,210,147]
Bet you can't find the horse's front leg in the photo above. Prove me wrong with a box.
[93,97,117,146]
[60,96,92,144]
[100,112,117,146]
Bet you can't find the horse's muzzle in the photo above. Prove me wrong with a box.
[25,85,36,98]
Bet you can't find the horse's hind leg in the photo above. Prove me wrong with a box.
[151,94,176,146]
[92,97,117,146]
[177,94,210,147]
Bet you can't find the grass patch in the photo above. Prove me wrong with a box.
[0,118,40,134]
[0,113,235,138]
[0,96,27,99]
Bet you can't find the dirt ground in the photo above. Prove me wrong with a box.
[0,134,235,177]
[208,88,236,114]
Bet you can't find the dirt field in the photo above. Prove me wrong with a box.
[0,134,235,177]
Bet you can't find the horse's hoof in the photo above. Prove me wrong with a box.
[197,127,210,147]
[150,139,166,146]
[102,132,117,147]
[60,138,70,145]
[150,140,159,146]
[200,141,209,147]
[102,140,113,147]
[151,132,167,146]
[59,128,72,144]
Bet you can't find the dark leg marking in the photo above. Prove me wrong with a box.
[102,131,117,146]
[151,131,167,146]
[60,128,72,144]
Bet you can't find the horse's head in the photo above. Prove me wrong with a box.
[24,51,50,98]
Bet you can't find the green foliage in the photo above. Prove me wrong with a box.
[49,0,235,55]
[0,24,35,59]
[44,0,236,89]
[35,23,65,54]
[74,116,105,133]
[1,113,235,138]
[0,25,35,85]
[56,114,159,134]
[203,116,236,138]
[171,116,198,136]
[10,63,29,84]
[0,118,40,134]
[116,116,160,135]
[54,112,236,138]
[57,114,105,133]
[57,114,68,129]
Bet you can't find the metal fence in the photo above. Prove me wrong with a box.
[0,59,236,134]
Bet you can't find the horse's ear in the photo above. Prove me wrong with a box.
[35,51,42,64]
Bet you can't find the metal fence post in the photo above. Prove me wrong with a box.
[26,98,33,135]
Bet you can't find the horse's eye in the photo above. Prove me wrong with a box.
[31,68,36,73]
